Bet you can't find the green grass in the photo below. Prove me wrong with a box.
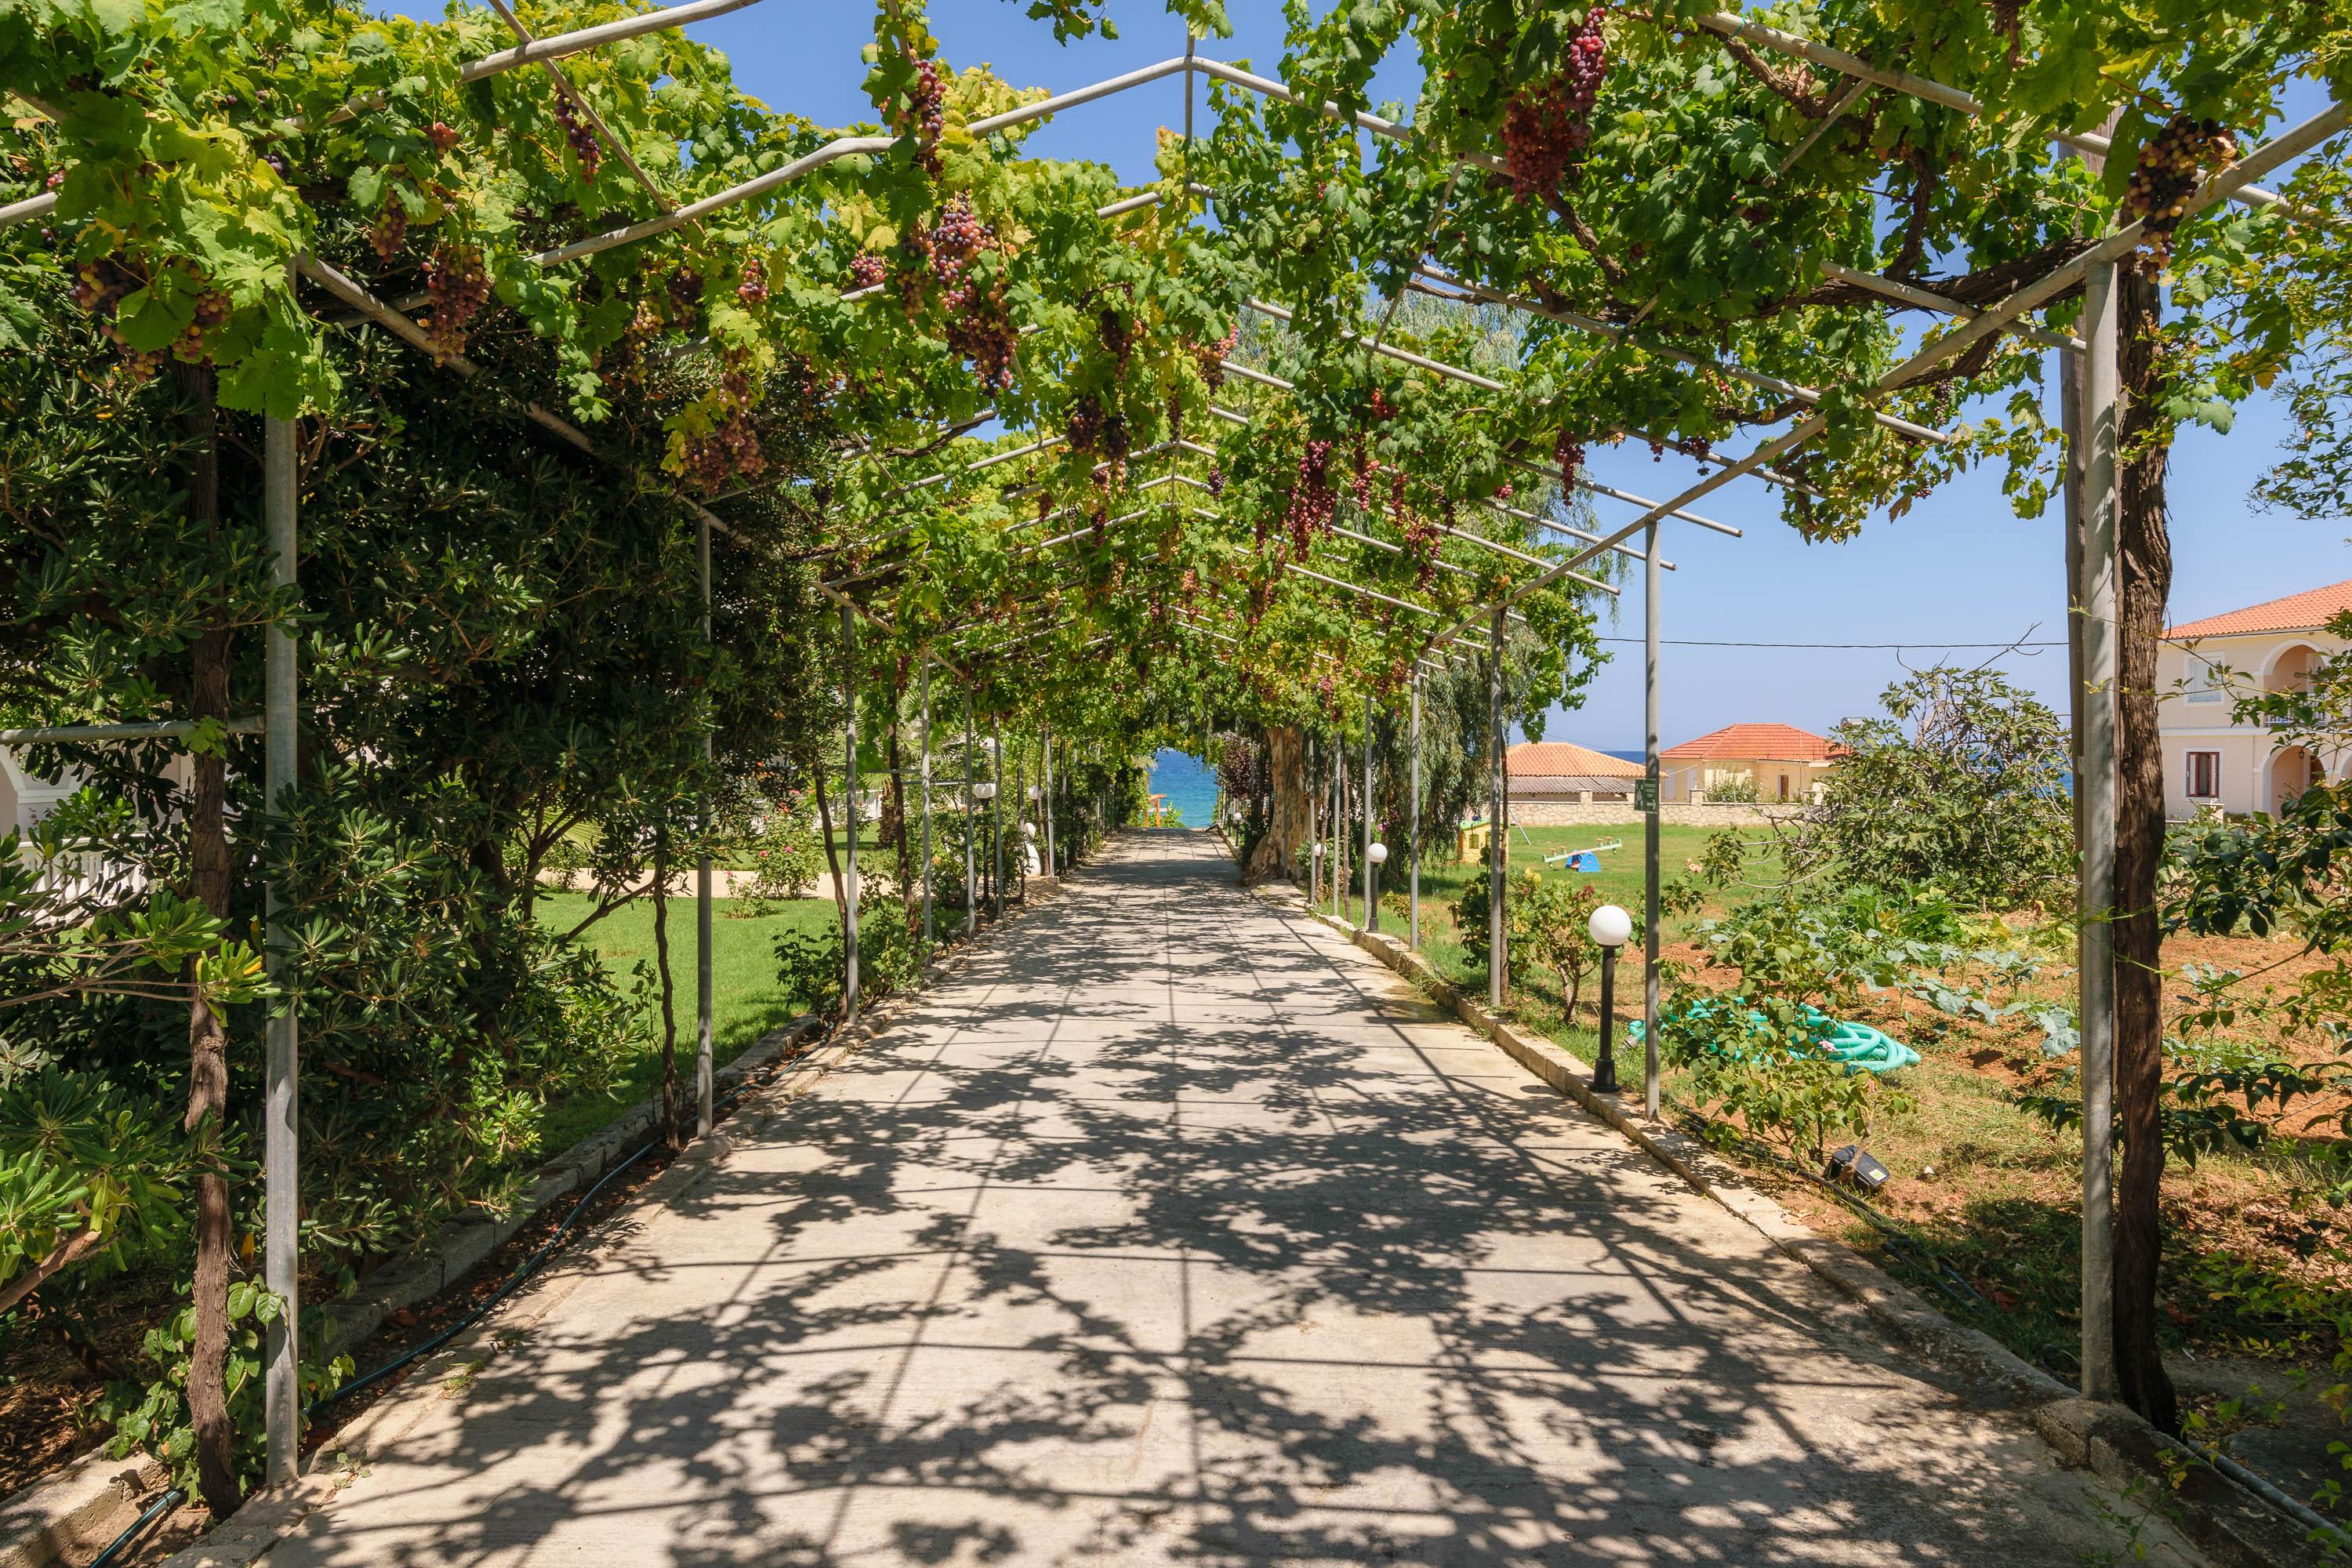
[531,891,840,1152]
[1305,822,1771,1090]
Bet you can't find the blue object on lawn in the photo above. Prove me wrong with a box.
[1628,998,1919,1073]
[1566,851,1599,873]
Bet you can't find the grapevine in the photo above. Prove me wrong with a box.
[1554,431,1585,488]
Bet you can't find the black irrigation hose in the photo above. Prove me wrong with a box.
[88,1485,183,1568]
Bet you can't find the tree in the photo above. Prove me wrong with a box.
[1810,668,2074,909]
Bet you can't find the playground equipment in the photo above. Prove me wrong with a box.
[1544,837,1622,873]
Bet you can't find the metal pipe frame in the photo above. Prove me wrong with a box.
[1425,96,2350,655]
[260,409,299,1488]
[841,602,861,1025]
[920,660,935,957]
[695,510,714,1135]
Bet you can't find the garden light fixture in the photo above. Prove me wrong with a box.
[1589,903,1632,1095]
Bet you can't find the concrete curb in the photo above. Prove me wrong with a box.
[1250,877,2323,1568]
[0,1452,167,1568]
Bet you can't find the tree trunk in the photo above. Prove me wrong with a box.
[176,361,241,1518]
[2111,262,2179,1434]
[652,826,680,1152]
[813,759,847,926]
[1243,726,1308,883]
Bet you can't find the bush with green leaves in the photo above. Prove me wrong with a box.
[1808,667,2074,908]
[775,891,923,1018]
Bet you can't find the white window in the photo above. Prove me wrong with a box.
[2183,654,2225,703]
[2185,750,2221,800]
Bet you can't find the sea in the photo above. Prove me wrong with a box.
[1145,749,1221,829]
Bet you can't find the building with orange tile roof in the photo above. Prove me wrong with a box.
[2161,578,2352,818]
[1658,722,1838,804]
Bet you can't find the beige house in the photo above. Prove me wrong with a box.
[1659,723,1838,804]
[2161,579,2352,818]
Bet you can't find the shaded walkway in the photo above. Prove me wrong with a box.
[266,832,2193,1566]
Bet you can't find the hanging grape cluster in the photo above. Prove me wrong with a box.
[1065,393,1128,459]
[846,251,886,292]
[1350,432,1372,510]
[1192,325,1237,388]
[736,257,768,305]
[552,93,602,179]
[1554,431,1585,488]
[368,199,408,262]
[1500,6,1607,204]
[682,407,768,492]
[1394,473,1440,590]
[1207,466,1225,497]
[423,243,490,354]
[929,197,1018,392]
[2123,114,2239,270]
[1283,438,1337,556]
[665,265,702,321]
[898,53,947,176]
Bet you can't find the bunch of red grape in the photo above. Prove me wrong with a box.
[369,200,408,261]
[1098,306,1133,366]
[2124,114,2238,269]
[1066,394,1105,452]
[1090,506,1108,546]
[423,244,491,354]
[1500,7,1607,204]
[1369,387,1395,421]
[683,407,768,492]
[1350,433,1373,510]
[552,94,601,178]
[666,266,702,319]
[1284,439,1337,556]
[737,257,768,304]
[901,55,947,176]
[1207,466,1225,496]
[1192,325,1237,388]
[846,251,885,292]
[170,291,231,362]
[426,120,461,154]
[947,293,1018,393]
[1554,430,1585,487]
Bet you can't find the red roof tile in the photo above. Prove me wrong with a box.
[1507,741,1642,779]
[2166,579,2352,640]
[1660,723,1838,763]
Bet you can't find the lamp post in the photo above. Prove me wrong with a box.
[1589,902,1632,1095]
[1367,840,1387,932]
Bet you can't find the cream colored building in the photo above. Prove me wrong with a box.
[2161,579,2352,818]
[1659,723,1838,804]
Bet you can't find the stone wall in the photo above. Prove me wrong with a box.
[1507,798,1807,829]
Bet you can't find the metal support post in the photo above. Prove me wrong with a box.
[990,719,1004,916]
[919,662,934,958]
[962,691,977,935]
[1643,521,1662,1121]
[2077,259,2122,1403]
[1041,717,1056,879]
[1595,947,1621,1094]
[1012,746,1025,902]
[841,604,860,1025]
[1488,604,1506,1011]
[1409,671,1421,949]
[695,512,713,1138]
[1362,696,1375,930]
[1308,733,1319,902]
[262,411,299,1490]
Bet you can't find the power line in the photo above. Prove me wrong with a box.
[1593,637,2065,650]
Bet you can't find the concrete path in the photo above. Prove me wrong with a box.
[267,831,2195,1567]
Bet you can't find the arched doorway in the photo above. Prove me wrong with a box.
[2271,746,2326,815]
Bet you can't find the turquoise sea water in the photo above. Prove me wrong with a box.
[1145,749,1220,828]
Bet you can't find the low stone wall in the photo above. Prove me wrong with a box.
[1507,799,1807,829]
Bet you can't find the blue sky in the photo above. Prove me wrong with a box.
[388,1,2352,750]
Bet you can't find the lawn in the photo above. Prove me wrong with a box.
[531,891,841,1152]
